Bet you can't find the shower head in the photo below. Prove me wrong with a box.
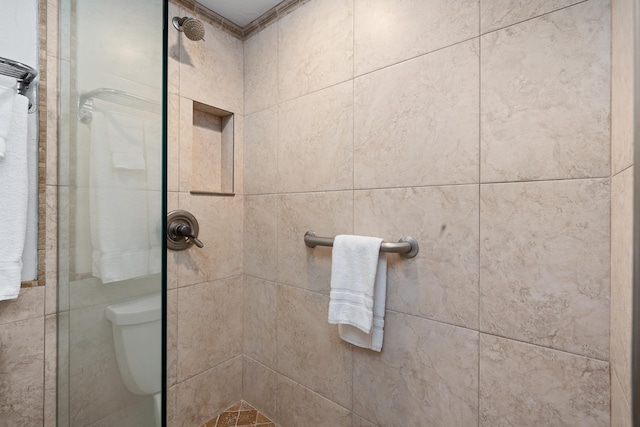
[172,16,205,41]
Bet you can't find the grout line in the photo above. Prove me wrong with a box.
[382,307,611,363]
[612,164,634,178]
[243,174,612,198]
[479,0,590,36]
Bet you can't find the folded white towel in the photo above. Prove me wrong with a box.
[0,94,29,300]
[103,111,146,170]
[90,112,150,283]
[0,76,18,159]
[20,112,38,281]
[338,253,387,352]
[328,235,388,351]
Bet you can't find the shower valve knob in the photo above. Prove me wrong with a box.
[167,210,203,251]
[175,224,204,248]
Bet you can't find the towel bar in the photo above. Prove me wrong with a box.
[0,56,38,113]
[303,230,419,259]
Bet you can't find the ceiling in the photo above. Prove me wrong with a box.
[196,0,285,27]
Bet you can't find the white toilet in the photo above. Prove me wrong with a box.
[106,293,162,426]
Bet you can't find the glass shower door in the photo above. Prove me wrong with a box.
[57,0,166,426]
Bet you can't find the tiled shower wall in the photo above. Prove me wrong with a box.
[166,2,245,426]
[242,0,613,426]
[610,0,634,426]
[0,1,625,427]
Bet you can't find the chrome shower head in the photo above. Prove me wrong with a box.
[172,16,205,41]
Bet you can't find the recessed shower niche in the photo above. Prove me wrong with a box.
[191,101,235,195]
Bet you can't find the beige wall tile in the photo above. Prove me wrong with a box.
[177,276,243,381]
[480,179,610,359]
[56,58,71,187]
[176,193,243,286]
[44,314,56,427]
[354,40,479,189]
[612,0,634,174]
[277,0,353,102]
[277,191,353,293]
[244,195,278,281]
[0,286,44,325]
[167,288,178,387]
[0,317,45,427]
[276,375,352,427]
[277,82,353,193]
[481,0,582,33]
[45,184,58,314]
[242,356,277,420]
[47,0,59,58]
[244,23,277,115]
[166,384,177,427]
[243,276,277,368]
[353,414,377,427]
[354,185,479,329]
[480,334,610,426]
[178,96,193,192]
[353,311,479,426]
[167,93,180,192]
[233,114,244,196]
[354,0,479,75]
[46,55,58,186]
[179,21,243,114]
[611,167,633,402]
[56,311,69,426]
[167,3,180,96]
[244,107,277,195]
[481,1,610,182]
[611,370,632,427]
[277,284,352,409]
[167,192,179,290]
[176,356,243,427]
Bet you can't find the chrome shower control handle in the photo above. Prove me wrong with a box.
[167,210,203,251]
[175,224,204,248]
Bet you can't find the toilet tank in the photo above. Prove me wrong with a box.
[105,293,161,395]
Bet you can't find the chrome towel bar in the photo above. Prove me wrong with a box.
[77,88,161,124]
[304,230,419,259]
[0,56,38,113]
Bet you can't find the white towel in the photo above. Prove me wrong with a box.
[20,112,38,281]
[328,235,388,351]
[338,254,387,352]
[0,76,18,158]
[0,94,29,300]
[90,111,150,283]
[144,117,162,275]
[103,111,146,170]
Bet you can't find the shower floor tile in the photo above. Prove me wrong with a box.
[201,401,276,427]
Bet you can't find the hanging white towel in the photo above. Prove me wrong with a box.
[0,75,18,158]
[90,111,150,283]
[338,253,387,352]
[103,111,147,170]
[144,117,162,276]
[0,94,29,300]
[21,110,38,281]
[328,235,388,351]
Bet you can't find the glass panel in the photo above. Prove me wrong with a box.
[57,0,165,426]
